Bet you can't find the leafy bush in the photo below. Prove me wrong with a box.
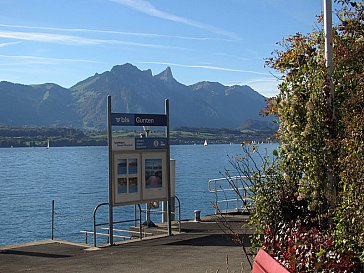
[245,1,364,271]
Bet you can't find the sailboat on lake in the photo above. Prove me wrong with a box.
[204,140,208,146]
[46,140,50,149]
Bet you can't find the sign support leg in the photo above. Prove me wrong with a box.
[165,99,172,236]
[107,95,114,245]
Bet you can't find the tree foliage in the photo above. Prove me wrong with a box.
[249,0,363,271]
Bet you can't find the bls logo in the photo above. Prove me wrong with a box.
[115,116,130,123]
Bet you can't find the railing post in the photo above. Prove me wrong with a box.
[93,202,108,247]
[51,200,55,240]
[134,204,137,227]
[175,196,181,233]
[93,207,97,247]
[235,177,239,211]
[138,204,142,239]
[162,201,167,223]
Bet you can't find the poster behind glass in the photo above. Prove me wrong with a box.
[145,159,163,189]
[114,155,141,205]
[142,153,167,201]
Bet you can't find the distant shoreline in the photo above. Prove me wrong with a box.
[0,126,276,148]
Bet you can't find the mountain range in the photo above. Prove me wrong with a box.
[0,63,274,130]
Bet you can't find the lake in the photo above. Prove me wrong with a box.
[0,143,277,246]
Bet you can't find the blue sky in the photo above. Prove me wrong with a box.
[0,0,326,97]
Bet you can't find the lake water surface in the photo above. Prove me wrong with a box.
[0,144,277,246]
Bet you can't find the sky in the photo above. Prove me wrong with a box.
[0,0,328,97]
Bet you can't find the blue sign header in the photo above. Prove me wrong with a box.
[112,113,167,127]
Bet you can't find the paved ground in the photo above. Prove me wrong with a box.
[0,215,256,273]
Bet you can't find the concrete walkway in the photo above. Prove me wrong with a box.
[0,215,255,273]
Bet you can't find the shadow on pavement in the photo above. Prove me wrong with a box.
[0,249,72,258]
[165,234,252,247]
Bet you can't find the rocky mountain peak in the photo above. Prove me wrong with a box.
[110,63,138,74]
[155,67,175,82]
[190,81,226,96]
[110,63,152,78]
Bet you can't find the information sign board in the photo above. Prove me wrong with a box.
[112,113,167,127]
[107,96,172,241]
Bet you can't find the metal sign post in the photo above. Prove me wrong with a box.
[107,95,114,245]
[165,99,172,235]
[107,96,172,244]
[165,99,172,236]
[323,0,337,212]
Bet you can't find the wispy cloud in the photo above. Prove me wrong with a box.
[110,0,239,40]
[0,41,21,47]
[250,82,279,98]
[229,78,280,97]
[233,77,280,85]
[0,30,108,45]
[213,53,249,62]
[0,23,230,42]
[0,54,103,65]
[0,30,180,48]
[139,61,271,76]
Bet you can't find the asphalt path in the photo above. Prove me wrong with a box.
[0,215,255,273]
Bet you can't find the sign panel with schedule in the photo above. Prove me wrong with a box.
[111,138,168,206]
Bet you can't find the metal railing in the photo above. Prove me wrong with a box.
[80,203,143,247]
[139,196,182,233]
[80,196,181,247]
[208,176,254,214]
